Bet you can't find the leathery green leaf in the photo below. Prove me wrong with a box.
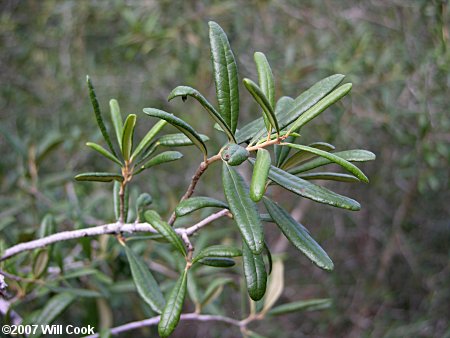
[124,245,165,313]
[263,198,334,270]
[254,52,275,109]
[175,196,228,217]
[158,133,210,147]
[75,172,123,182]
[209,21,239,133]
[249,158,361,211]
[282,143,369,183]
[144,210,186,256]
[289,149,376,174]
[250,148,271,202]
[198,257,236,268]
[243,78,279,133]
[134,151,183,175]
[298,172,360,182]
[86,76,117,157]
[86,142,123,166]
[131,120,167,162]
[268,298,332,315]
[121,114,136,161]
[168,86,236,142]
[143,108,207,157]
[242,241,267,301]
[288,83,352,132]
[222,163,264,254]
[113,181,120,221]
[236,74,344,143]
[193,244,242,264]
[221,143,250,166]
[158,269,187,338]
[282,142,335,169]
[109,99,123,149]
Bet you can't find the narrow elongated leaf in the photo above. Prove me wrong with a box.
[86,142,122,166]
[275,134,295,167]
[193,244,242,264]
[113,181,120,221]
[135,151,183,174]
[144,210,186,256]
[158,270,187,338]
[75,172,123,182]
[136,193,153,221]
[236,74,345,143]
[124,245,165,313]
[131,120,167,161]
[243,78,279,133]
[209,21,239,133]
[250,148,271,202]
[121,114,136,161]
[143,108,207,157]
[29,293,76,338]
[200,277,233,307]
[282,143,368,182]
[198,257,236,267]
[282,142,335,169]
[175,197,228,217]
[299,172,360,182]
[109,99,123,149]
[288,83,352,132]
[222,163,264,254]
[158,133,210,147]
[242,241,267,301]
[261,259,284,315]
[86,76,117,157]
[168,86,236,142]
[123,183,129,222]
[249,159,361,211]
[290,149,376,174]
[254,52,275,108]
[263,198,334,270]
[36,133,64,164]
[268,298,332,315]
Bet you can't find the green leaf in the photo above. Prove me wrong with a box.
[221,143,250,166]
[86,142,123,166]
[75,172,123,182]
[124,245,165,313]
[243,78,279,133]
[268,298,332,316]
[175,197,228,217]
[198,257,236,268]
[263,242,273,275]
[254,52,275,109]
[289,149,376,174]
[121,114,137,161]
[135,151,183,174]
[282,143,369,183]
[36,133,64,164]
[86,76,117,157]
[250,148,271,202]
[209,21,239,133]
[282,142,335,169]
[123,183,129,222]
[275,134,295,167]
[288,83,352,132]
[168,86,236,142]
[200,277,233,308]
[33,249,49,278]
[158,269,187,338]
[113,181,120,221]
[136,193,153,222]
[222,163,264,254]
[193,244,242,264]
[263,198,334,270]
[249,159,360,211]
[158,133,210,147]
[29,293,75,338]
[242,241,267,301]
[109,99,123,149]
[131,120,167,162]
[298,172,360,182]
[236,74,345,143]
[143,108,207,157]
[144,210,186,256]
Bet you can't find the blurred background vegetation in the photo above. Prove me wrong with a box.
[0,0,448,337]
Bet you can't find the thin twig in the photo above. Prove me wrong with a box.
[0,209,229,262]
[84,312,244,338]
